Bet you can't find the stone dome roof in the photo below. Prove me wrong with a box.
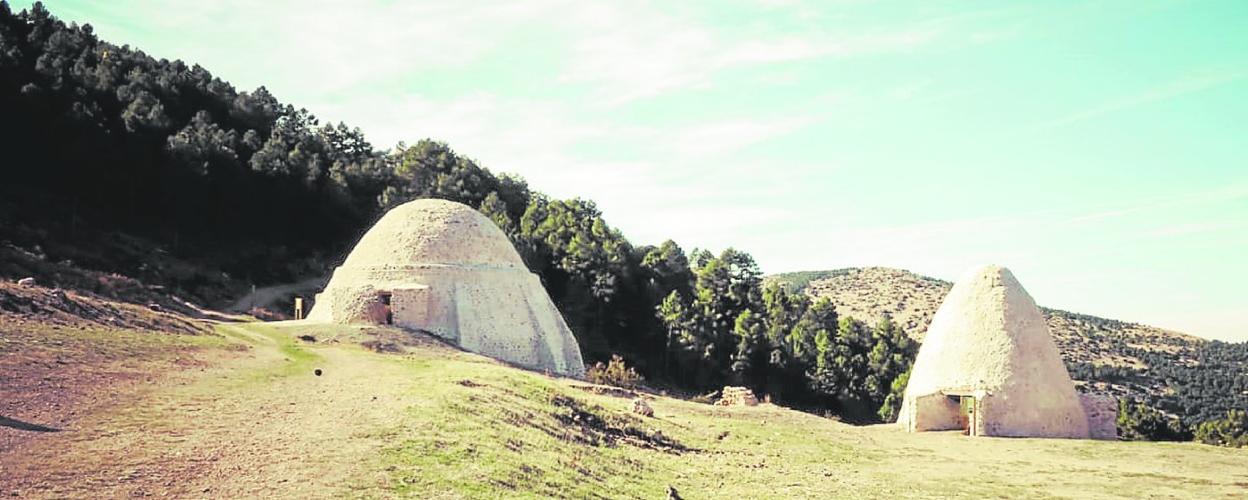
[900,264,1089,438]
[340,198,524,269]
[905,264,1067,394]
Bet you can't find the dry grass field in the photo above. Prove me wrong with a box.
[3,287,1245,499]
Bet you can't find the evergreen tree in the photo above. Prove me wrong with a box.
[730,309,765,386]
[878,368,910,422]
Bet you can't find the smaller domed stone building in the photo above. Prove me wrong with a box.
[306,199,586,377]
[898,265,1115,439]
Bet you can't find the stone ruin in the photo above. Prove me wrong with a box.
[715,386,760,407]
[898,264,1116,439]
[306,199,586,377]
[1079,393,1119,440]
[632,398,654,417]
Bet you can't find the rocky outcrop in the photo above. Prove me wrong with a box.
[632,398,654,417]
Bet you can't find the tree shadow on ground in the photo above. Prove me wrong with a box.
[0,416,61,432]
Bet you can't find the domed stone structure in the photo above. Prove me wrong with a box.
[898,265,1107,439]
[306,199,586,377]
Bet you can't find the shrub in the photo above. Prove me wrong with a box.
[586,355,645,389]
[1116,400,1192,441]
[876,369,910,422]
[1194,410,1248,448]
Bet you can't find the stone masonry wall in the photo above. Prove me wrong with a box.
[1079,393,1118,440]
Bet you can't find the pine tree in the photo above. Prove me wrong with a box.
[730,309,765,386]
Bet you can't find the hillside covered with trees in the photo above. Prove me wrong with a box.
[3,2,1244,435]
[0,2,918,421]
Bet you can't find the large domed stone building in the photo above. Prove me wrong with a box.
[306,199,586,377]
[898,265,1115,439]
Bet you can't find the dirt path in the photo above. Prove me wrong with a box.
[1,323,421,498]
[228,276,327,314]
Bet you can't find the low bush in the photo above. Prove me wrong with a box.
[586,355,645,389]
[1116,400,1192,441]
[1194,410,1248,448]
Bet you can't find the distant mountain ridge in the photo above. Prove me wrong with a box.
[767,267,1247,424]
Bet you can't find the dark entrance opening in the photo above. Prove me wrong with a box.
[378,291,393,325]
[946,394,976,436]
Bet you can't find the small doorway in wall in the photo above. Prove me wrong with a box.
[378,291,393,325]
[947,394,977,436]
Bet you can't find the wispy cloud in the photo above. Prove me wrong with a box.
[668,117,816,158]
[1067,181,1248,224]
[311,87,820,250]
[1146,221,1245,238]
[556,4,949,106]
[1039,69,1246,129]
[44,0,596,112]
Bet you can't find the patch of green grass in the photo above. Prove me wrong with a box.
[212,323,321,381]
[371,359,680,499]
[345,340,1248,499]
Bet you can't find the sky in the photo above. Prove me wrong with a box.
[18,0,1248,341]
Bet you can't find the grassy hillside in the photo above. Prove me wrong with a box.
[3,288,1247,498]
[767,267,1248,424]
